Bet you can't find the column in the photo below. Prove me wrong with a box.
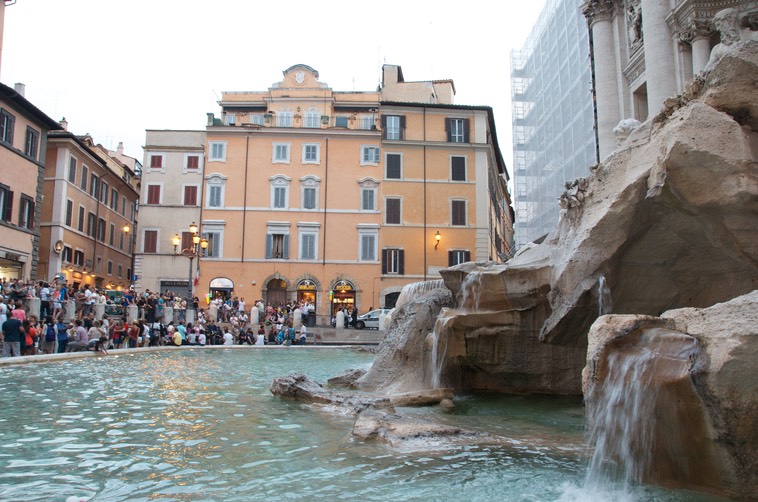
[64,300,75,322]
[163,306,173,324]
[691,32,712,75]
[27,297,41,319]
[186,308,195,326]
[126,304,138,323]
[640,0,677,113]
[583,0,622,160]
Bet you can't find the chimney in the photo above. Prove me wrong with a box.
[207,113,215,126]
[59,117,68,130]
[117,141,124,155]
[14,82,25,97]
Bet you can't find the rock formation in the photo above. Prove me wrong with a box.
[357,41,758,398]
[583,291,758,500]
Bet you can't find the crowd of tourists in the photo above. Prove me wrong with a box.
[1,281,319,357]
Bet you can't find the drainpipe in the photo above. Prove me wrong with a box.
[322,138,329,266]
[423,106,427,281]
[241,134,250,261]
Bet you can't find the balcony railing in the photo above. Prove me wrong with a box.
[217,113,379,132]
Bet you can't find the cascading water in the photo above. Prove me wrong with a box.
[598,275,612,316]
[395,279,445,310]
[583,328,700,494]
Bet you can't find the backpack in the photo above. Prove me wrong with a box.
[45,324,56,342]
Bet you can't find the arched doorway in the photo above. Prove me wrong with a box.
[210,277,234,301]
[331,279,355,316]
[266,278,287,308]
[297,279,317,305]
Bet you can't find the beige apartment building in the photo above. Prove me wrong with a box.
[177,64,511,321]
[39,129,139,291]
[0,83,60,282]
[136,130,205,296]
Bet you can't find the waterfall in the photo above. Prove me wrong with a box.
[459,271,484,311]
[429,314,452,389]
[583,328,699,492]
[395,280,445,310]
[598,275,612,316]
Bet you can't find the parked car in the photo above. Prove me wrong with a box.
[354,308,392,330]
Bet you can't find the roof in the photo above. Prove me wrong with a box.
[0,82,62,131]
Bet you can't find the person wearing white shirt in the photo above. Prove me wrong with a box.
[198,331,207,346]
[223,330,234,346]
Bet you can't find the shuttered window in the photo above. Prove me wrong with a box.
[448,250,471,266]
[385,198,401,224]
[382,249,404,275]
[147,185,161,205]
[451,200,467,226]
[451,156,466,181]
[144,230,158,253]
[184,185,198,206]
[386,154,401,179]
[446,118,470,143]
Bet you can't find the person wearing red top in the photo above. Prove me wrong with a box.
[128,320,140,349]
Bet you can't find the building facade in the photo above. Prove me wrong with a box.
[510,0,597,249]
[40,130,139,291]
[0,83,60,282]
[174,64,512,321]
[582,0,758,158]
[135,130,205,296]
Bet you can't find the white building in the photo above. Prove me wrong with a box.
[135,130,205,296]
[510,0,597,249]
[582,0,758,159]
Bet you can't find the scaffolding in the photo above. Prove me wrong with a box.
[510,0,597,250]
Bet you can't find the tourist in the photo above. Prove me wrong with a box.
[127,320,140,349]
[1,309,24,357]
[56,318,70,353]
[176,321,187,343]
[223,328,234,346]
[25,316,39,355]
[66,319,89,352]
[171,329,182,347]
[110,320,125,349]
[299,324,307,345]
[39,282,51,320]
[87,320,106,343]
[197,329,207,346]
[88,334,109,355]
[41,315,57,354]
[0,296,7,334]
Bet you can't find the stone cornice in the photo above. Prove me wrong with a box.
[582,0,618,25]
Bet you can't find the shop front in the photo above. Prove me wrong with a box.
[0,251,25,282]
[330,280,355,315]
[297,279,317,305]
[209,277,234,302]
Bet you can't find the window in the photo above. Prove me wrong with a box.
[185,154,200,171]
[250,114,266,126]
[119,231,124,250]
[300,175,320,211]
[382,249,405,275]
[205,231,222,258]
[90,173,98,199]
[386,153,401,179]
[100,181,108,205]
[149,154,163,170]
[73,249,84,267]
[385,198,401,224]
[361,146,380,165]
[109,223,115,246]
[97,218,106,242]
[146,184,161,205]
[382,115,404,140]
[276,111,293,128]
[270,175,291,209]
[273,143,290,163]
[359,116,375,130]
[80,166,88,192]
[121,195,126,216]
[62,246,72,263]
[117,264,122,278]
[302,188,316,210]
[87,212,96,237]
[19,195,34,229]
[68,158,77,183]
[107,260,113,275]
[446,118,470,143]
[110,188,118,210]
[77,206,85,232]
[25,127,39,159]
[143,230,158,253]
[209,141,227,161]
[65,199,73,226]
[451,156,467,181]
[206,175,226,208]
[0,184,12,222]
[302,143,319,164]
[266,234,289,259]
[0,109,15,144]
[448,250,471,266]
[0,110,16,145]
[183,185,198,206]
[299,230,318,260]
[304,111,319,128]
[224,113,236,125]
[334,116,349,128]
[359,231,378,262]
[361,188,375,211]
[451,199,467,226]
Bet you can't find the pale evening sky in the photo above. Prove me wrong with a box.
[2,0,547,177]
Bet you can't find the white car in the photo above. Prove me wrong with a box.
[354,308,392,330]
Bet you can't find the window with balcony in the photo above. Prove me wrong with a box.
[250,114,266,126]
[276,111,293,127]
[334,116,349,128]
[303,111,320,128]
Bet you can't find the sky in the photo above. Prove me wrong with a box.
[1,0,547,172]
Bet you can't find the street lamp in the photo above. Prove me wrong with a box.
[173,222,208,297]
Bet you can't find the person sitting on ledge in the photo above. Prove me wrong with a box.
[171,329,182,347]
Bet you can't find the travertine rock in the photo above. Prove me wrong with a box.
[583,291,758,500]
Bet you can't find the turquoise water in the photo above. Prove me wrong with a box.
[0,350,730,501]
